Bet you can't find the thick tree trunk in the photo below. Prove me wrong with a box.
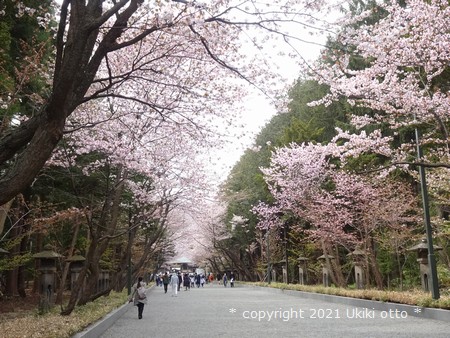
[32,233,44,294]
[17,233,29,298]
[321,241,346,287]
[61,169,126,315]
[0,118,65,206]
[0,0,152,206]
[368,241,384,289]
[0,200,13,236]
[61,265,87,315]
[5,269,18,298]
[5,224,20,297]
[57,222,81,303]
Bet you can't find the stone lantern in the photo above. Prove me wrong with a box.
[347,249,366,289]
[33,245,63,311]
[407,238,442,292]
[66,251,85,291]
[271,261,284,282]
[318,254,334,287]
[97,260,111,293]
[271,265,277,283]
[297,257,309,285]
[279,260,287,283]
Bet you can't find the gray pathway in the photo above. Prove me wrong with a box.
[100,284,450,338]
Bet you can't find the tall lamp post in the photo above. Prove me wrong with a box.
[415,125,439,299]
[265,229,271,284]
[283,221,289,284]
[127,228,132,295]
[275,212,289,284]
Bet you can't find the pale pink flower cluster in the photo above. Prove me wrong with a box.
[301,0,449,194]
[308,0,449,141]
[253,142,420,247]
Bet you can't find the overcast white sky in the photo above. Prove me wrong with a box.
[206,2,338,181]
[209,42,326,182]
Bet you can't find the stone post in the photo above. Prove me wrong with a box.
[318,255,334,287]
[407,238,442,292]
[297,257,309,285]
[33,245,62,313]
[347,249,366,289]
[281,260,287,284]
[66,252,85,291]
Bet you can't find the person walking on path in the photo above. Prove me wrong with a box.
[183,273,190,291]
[223,273,228,287]
[177,272,182,292]
[129,277,147,319]
[170,272,179,297]
[162,272,169,294]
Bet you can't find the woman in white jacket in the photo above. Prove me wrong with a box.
[169,272,178,297]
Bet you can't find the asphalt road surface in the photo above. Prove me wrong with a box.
[100,283,450,338]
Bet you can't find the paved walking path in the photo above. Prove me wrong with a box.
[99,283,450,338]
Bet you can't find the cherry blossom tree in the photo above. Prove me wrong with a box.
[48,91,218,313]
[252,143,349,285]
[253,141,421,287]
[304,0,449,186]
[296,0,448,293]
[0,0,336,206]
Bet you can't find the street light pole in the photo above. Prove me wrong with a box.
[266,229,271,284]
[127,228,132,295]
[284,222,289,284]
[415,126,439,299]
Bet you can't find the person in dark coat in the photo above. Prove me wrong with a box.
[162,272,169,293]
[177,272,182,292]
[196,273,201,288]
[183,273,190,291]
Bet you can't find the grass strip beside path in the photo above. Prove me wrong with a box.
[0,290,128,338]
[243,282,450,310]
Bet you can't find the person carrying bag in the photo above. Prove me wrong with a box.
[129,277,147,319]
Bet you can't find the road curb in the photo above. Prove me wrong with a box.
[241,284,450,322]
[72,286,153,338]
[72,301,131,338]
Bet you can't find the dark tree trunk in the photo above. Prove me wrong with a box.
[17,252,27,298]
[61,169,126,315]
[32,233,44,294]
[0,118,66,206]
[0,0,148,206]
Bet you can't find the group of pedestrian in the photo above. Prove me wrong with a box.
[156,271,211,290]
[154,271,185,295]
[130,271,237,319]
[222,273,235,287]
[193,273,206,288]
